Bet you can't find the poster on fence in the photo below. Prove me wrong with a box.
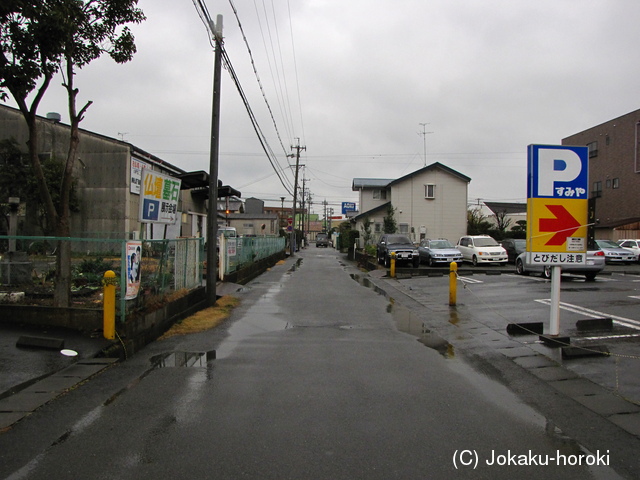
[126,241,142,300]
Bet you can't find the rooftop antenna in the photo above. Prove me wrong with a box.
[418,123,433,167]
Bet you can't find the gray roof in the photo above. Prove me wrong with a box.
[352,178,394,190]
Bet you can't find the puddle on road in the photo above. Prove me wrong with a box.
[151,351,216,368]
[287,258,303,273]
[350,274,455,358]
[214,281,292,359]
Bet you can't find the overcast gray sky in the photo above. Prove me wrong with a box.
[8,0,640,214]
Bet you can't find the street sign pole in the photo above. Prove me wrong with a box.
[550,266,562,335]
[527,144,589,337]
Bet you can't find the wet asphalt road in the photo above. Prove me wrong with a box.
[0,248,634,479]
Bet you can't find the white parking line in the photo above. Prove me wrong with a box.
[457,276,484,284]
[630,296,640,300]
[535,299,640,331]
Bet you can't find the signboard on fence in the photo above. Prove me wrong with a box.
[139,169,181,224]
[125,241,142,300]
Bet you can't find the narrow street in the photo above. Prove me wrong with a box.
[0,248,628,479]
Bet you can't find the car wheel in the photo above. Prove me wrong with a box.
[413,258,420,268]
[541,266,551,279]
[515,258,528,275]
[429,256,436,267]
[384,254,390,268]
[472,255,478,266]
[585,273,597,282]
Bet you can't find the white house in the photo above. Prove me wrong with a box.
[351,162,470,246]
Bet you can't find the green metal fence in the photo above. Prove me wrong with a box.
[220,235,285,277]
[0,235,204,323]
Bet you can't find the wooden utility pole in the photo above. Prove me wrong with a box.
[289,139,306,257]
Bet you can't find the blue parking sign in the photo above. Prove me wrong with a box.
[527,145,588,199]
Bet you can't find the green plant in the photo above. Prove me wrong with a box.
[383,204,397,234]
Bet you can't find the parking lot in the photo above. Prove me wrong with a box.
[390,264,640,406]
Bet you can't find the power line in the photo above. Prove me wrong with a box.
[228,0,289,157]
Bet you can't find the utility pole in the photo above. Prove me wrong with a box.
[300,173,307,247]
[288,138,306,257]
[323,199,328,232]
[418,123,433,167]
[206,14,223,307]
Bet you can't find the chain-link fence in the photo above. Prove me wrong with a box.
[0,235,204,323]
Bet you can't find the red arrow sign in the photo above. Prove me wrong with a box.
[539,204,581,246]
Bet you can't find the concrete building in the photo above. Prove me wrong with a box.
[0,104,234,242]
[351,162,471,246]
[562,108,640,239]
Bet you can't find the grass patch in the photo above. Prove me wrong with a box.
[159,295,240,339]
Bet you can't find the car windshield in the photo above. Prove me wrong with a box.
[387,235,412,244]
[597,240,622,248]
[317,234,328,240]
[514,239,526,248]
[430,240,453,249]
[473,237,499,247]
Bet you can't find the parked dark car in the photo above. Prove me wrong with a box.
[376,234,419,268]
[500,238,526,263]
[316,233,329,247]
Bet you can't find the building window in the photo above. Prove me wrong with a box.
[399,223,409,234]
[424,184,436,199]
[587,141,598,158]
[592,181,602,198]
[373,189,387,200]
[612,178,619,189]
[374,223,382,233]
[606,179,611,188]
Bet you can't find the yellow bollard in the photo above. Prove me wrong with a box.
[103,270,116,340]
[449,261,458,306]
[390,252,396,278]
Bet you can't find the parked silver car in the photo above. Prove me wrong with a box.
[618,239,640,263]
[515,250,605,281]
[418,239,462,266]
[596,239,638,264]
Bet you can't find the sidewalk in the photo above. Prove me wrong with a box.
[0,323,114,430]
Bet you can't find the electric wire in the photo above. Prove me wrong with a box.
[228,0,289,157]
[286,0,306,146]
[254,0,294,143]
[221,47,294,196]
[191,0,294,197]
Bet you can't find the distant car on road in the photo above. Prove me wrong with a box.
[500,238,526,263]
[618,239,640,262]
[595,239,638,264]
[376,234,419,268]
[456,235,508,266]
[417,239,462,266]
[515,250,605,281]
[316,233,329,247]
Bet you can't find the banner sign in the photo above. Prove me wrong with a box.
[139,169,181,224]
[130,158,150,194]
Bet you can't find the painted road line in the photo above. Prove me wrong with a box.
[457,276,483,284]
[535,299,640,331]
